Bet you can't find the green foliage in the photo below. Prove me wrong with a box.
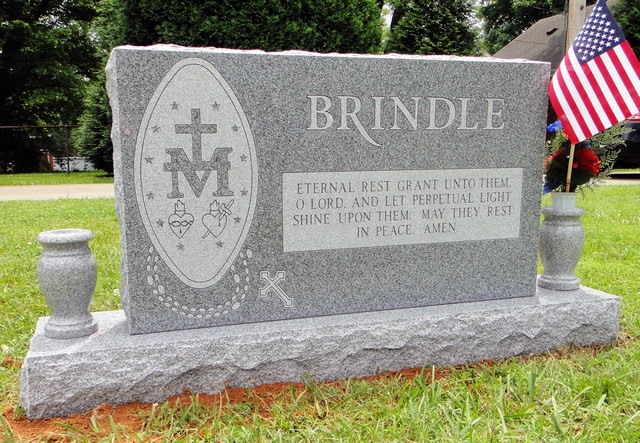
[0,0,99,171]
[74,73,114,173]
[385,0,479,55]
[75,0,384,173]
[590,122,628,178]
[612,0,640,58]
[121,0,383,53]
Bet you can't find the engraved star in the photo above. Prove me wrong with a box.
[216,241,224,248]
[211,102,220,111]
[239,154,247,162]
[234,216,241,224]
[171,101,179,110]
[241,188,248,197]
[146,191,155,200]
[177,243,185,251]
[152,125,161,133]
[144,156,154,164]
[156,219,164,227]
[231,124,239,132]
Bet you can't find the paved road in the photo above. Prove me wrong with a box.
[0,178,637,201]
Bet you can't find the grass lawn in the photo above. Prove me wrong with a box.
[0,185,638,441]
[0,171,113,186]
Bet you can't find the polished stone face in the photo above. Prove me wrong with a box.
[107,45,550,334]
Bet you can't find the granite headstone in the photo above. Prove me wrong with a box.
[20,46,621,419]
[108,45,549,334]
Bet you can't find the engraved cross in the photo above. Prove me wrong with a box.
[259,271,292,307]
[164,108,233,198]
[174,108,217,166]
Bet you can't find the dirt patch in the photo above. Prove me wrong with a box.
[2,367,449,442]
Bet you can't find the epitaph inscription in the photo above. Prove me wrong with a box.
[282,168,522,252]
[134,58,257,288]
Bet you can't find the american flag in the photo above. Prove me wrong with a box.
[548,0,640,144]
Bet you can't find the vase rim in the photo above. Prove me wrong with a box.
[37,229,94,244]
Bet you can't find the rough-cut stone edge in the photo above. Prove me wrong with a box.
[20,286,619,419]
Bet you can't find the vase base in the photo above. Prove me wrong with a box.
[45,315,98,339]
[537,274,580,291]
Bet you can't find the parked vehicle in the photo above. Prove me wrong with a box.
[616,115,640,169]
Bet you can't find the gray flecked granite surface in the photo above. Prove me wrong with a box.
[106,45,550,334]
[20,286,620,418]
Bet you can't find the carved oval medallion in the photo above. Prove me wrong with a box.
[135,58,257,288]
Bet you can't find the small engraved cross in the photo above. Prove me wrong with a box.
[259,271,292,307]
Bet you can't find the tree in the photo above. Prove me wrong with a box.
[120,0,383,53]
[385,0,479,56]
[75,0,384,173]
[0,0,99,172]
[74,76,114,172]
[613,0,640,58]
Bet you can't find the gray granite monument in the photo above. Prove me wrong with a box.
[112,46,544,334]
[20,45,620,418]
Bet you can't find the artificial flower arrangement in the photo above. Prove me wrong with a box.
[543,121,625,194]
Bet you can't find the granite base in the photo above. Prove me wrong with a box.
[20,286,619,418]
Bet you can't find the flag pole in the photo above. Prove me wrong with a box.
[563,0,586,192]
[564,146,576,191]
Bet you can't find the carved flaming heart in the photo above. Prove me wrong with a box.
[168,200,194,238]
[202,199,234,238]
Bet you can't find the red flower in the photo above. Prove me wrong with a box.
[543,145,601,192]
[573,146,601,176]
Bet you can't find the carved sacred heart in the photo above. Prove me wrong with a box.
[168,212,194,238]
[167,200,194,238]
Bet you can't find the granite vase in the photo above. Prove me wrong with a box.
[37,229,98,339]
[537,192,585,291]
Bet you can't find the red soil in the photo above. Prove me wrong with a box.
[3,367,447,442]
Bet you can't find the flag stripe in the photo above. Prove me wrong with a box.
[589,56,625,124]
[548,0,640,143]
[551,51,600,141]
[615,43,640,116]
[549,65,586,142]
[617,42,640,92]
[549,66,579,141]
[598,53,635,118]
[568,50,617,129]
